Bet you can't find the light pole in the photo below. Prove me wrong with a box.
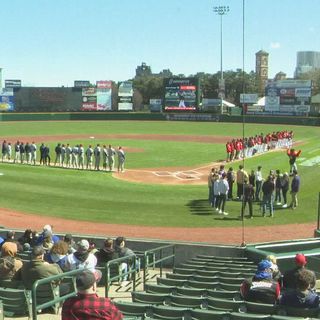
[213,5,229,100]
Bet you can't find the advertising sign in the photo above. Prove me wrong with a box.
[149,99,162,112]
[0,88,14,111]
[81,87,97,111]
[118,81,133,111]
[163,77,199,111]
[96,80,112,89]
[5,79,21,88]
[240,93,258,104]
[265,80,311,115]
[74,80,90,88]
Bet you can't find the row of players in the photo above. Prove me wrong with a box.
[225,130,294,161]
[1,140,126,172]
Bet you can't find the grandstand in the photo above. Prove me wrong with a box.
[0,229,320,319]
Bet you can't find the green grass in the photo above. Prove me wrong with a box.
[0,120,319,228]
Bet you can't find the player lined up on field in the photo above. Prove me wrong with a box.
[1,140,126,172]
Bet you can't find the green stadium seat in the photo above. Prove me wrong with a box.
[145,283,176,295]
[157,277,188,287]
[114,301,153,318]
[170,295,205,309]
[229,312,270,319]
[176,287,206,297]
[0,287,32,317]
[191,308,229,320]
[131,291,171,305]
[173,267,198,275]
[166,273,194,281]
[192,275,220,283]
[216,282,241,292]
[207,297,245,312]
[243,301,278,315]
[280,306,320,318]
[187,280,220,290]
[207,289,242,301]
[152,305,190,320]
[217,277,244,285]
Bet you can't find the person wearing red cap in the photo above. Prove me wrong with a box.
[282,253,316,291]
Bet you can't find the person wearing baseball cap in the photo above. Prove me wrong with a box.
[240,259,280,304]
[62,269,123,320]
[283,253,316,291]
[64,239,97,273]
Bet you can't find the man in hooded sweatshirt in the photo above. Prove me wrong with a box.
[64,239,97,273]
[0,242,23,280]
[240,259,280,304]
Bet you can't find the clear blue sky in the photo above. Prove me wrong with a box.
[1,0,319,87]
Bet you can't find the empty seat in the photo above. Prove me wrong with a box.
[145,283,176,295]
[131,291,171,305]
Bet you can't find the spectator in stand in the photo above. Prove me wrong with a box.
[281,172,290,208]
[63,234,76,254]
[240,259,280,304]
[0,242,23,280]
[261,175,275,217]
[289,170,300,210]
[1,230,23,252]
[255,166,263,201]
[266,255,281,282]
[226,167,235,200]
[64,239,97,272]
[283,253,316,291]
[36,224,60,246]
[62,269,123,320]
[240,178,254,220]
[44,240,69,270]
[95,238,119,266]
[280,269,319,309]
[20,245,63,290]
[18,229,34,247]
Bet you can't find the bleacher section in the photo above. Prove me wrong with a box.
[114,254,320,320]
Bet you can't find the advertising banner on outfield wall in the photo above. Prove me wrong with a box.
[96,81,112,111]
[118,81,133,111]
[265,80,311,115]
[0,88,14,111]
[81,87,97,111]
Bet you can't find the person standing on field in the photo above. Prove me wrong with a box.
[217,173,229,216]
[94,144,101,171]
[14,140,20,164]
[107,144,116,171]
[289,170,300,210]
[117,146,125,172]
[30,141,37,165]
[86,145,94,170]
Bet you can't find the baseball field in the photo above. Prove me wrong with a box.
[0,120,319,237]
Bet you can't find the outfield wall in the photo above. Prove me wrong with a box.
[0,112,319,126]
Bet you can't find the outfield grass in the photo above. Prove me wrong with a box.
[0,120,319,228]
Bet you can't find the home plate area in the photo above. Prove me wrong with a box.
[153,170,202,180]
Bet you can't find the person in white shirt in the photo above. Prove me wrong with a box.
[94,144,101,171]
[117,146,125,172]
[30,142,37,165]
[217,173,229,216]
[255,165,263,201]
[86,145,94,170]
[65,144,72,168]
[107,145,115,172]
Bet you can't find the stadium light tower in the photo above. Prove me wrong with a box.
[213,5,230,100]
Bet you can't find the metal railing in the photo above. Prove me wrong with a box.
[143,244,175,290]
[31,269,83,320]
[104,254,138,297]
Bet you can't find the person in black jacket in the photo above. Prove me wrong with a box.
[39,143,46,165]
[19,142,25,164]
[241,179,255,219]
[261,175,275,217]
[95,238,119,265]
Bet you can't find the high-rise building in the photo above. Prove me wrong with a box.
[295,51,320,77]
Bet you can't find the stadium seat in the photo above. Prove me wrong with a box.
[170,295,205,309]
[157,277,188,287]
[145,283,176,295]
[0,279,24,289]
[228,312,270,319]
[173,267,198,275]
[187,280,220,290]
[0,287,32,317]
[190,308,229,320]
[216,282,241,291]
[280,306,320,318]
[206,289,242,301]
[176,287,207,297]
[131,291,171,305]
[243,301,278,315]
[217,277,244,285]
[207,297,245,312]
[152,305,190,320]
[114,301,153,318]
[166,273,194,281]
